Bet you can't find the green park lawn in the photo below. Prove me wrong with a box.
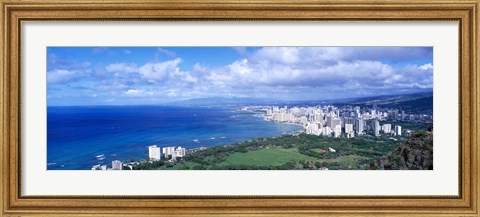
[167,147,375,169]
[218,147,317,167]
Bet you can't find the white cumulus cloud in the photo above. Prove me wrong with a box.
[47,69,86,84]
[105,63,137,73]
[419,63,433,70]
[138,58,182,81]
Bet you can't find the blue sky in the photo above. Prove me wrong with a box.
[47,47,433,106]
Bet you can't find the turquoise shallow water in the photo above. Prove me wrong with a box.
[47,106,302,170]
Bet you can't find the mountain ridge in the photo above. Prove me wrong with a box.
[167,91,433,107]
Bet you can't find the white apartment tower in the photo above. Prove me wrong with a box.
[394,125,402,136]
[355,118,364,135]
[373,120,380,137]
[382,124,392,134]
[345,123,355,138]
[333,125,342,138]
[148,145,161,161]
[344,123,354,135]
[162,146,175,157]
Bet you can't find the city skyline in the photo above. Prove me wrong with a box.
[47,47,433,106]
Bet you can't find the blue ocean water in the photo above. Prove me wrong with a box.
[47,106,302,170]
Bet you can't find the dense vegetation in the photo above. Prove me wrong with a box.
[131,122,432,170]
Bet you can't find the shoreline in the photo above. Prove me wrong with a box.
[80,108,305,170]
[250,111,305,134]
[50,105,430,170]
[111,111,306,170]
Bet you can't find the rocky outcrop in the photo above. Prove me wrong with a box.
[370,130,433,170]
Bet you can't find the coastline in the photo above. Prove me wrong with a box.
[48,104,432,170]
[94,109,305,169]
[123,105,432,170]
[47,106,304,170]
[249,110,305,134]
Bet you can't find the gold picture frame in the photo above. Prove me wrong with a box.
[1,0,478,216]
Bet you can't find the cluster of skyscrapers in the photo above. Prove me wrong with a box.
[244,104,416,138]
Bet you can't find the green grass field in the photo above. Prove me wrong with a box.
[159,142,396,170]
[218,148,317,167]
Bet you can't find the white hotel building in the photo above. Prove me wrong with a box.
[162,146,187,159]
[162,146,175,157]
[395,125,402,136]
[148,145,161,161]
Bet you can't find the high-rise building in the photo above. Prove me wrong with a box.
[176,146,186,157]
[306,122,320,135]
[355,118,364,135]
[299,116,308,125]
[327,116,341,129]
[382,124,392,134]
[162,146,175,157]
[393,109,399,120]
[323,126,332,136]
[314,111,324,122]
[112,160,123,170]
[344,123,354,135]
[373,120,380,137]
[266,108,272,116]
[326,116,332,128]
[345,117,354,124]
[167,146,187,159]
[332,118,341,129]
[148,145,161,160]
[333,125,341,138]
[355,106,360,114]
[394,125,402,136]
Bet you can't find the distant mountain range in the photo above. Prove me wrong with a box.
[167,91,433,110]
[166,97,284,106]
[344,91,433,113]
[347,91,432,105]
